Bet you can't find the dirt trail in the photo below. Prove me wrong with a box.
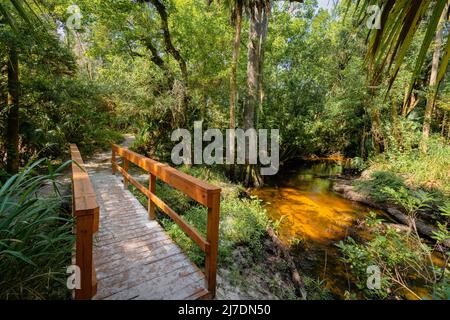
[84,134,135,173]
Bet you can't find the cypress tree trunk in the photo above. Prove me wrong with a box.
[243,1,265,187]
[6,45,20,174]
[228,0,243,180]
[245,3,260,134]
[257,7,268,127]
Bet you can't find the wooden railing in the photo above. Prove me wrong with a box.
[111,144,221,298]
[70,144,99,300]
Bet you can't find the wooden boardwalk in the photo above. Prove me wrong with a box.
[70,141,220,300]
[90,171,209,300]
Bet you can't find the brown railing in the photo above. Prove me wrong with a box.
[111,144,221,298]
[70,144,99,300]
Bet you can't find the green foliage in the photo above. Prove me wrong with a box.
[382,186,432,215]
[130,166,271,267]
[1,0,450,301]
[432,202,450,247]
[370,128,450,194]
[337,214,446,300]
[347,0,450,97]
[355,171,406,202]
[350,157,368,172]
[0,18,123,167]
[303,277,333,300]
[0,159,74,299]
[356,124,450,225]
[20,75,124,158]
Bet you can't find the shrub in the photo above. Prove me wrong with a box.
[130,167,271,266]
[355,171,406,202]
[368,134,450,194]
[337,213,449,300]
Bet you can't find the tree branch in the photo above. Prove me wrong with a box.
[138,0,188,86]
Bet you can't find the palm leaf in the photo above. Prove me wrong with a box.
[0,0,43,30]
[345,0,449,98]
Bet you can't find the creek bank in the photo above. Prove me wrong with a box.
[216,235,305,300]
[332,179,450,248]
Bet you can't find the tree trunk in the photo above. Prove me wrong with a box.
[148,0,188,86]
[6,46,20,174]
[230,0,242,131]
[243,1,264,187]
[141,36,175,90]
[422,5,447,143]
[257,7,268,127]
[441,111,447,137]
[141,0,189,111]
[245,3,260,133]
[391,97,401,147]
[402,88,419,117]
[228,0,243,180]
[370,107,384,154]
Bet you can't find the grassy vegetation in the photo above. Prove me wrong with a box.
[339,133,450,300]
[354,132,450,222]
[338,213,450,300]
[365,135,450,195]
[129,165,306,299]
[0,160,74,299]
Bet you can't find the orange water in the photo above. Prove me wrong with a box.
[253,160,386,298]
[253,160,446,299]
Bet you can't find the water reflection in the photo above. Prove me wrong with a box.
[253,159,441,299]
[253,159,374,298]
[254,160,369,245]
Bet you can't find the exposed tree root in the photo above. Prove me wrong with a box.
[267,227,307,299]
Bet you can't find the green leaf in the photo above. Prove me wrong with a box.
[0,250,37,267]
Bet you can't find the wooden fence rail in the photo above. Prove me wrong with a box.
[70,144,99,300]
[111,144,221,298]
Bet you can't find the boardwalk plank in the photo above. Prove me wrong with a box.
[90,172,207,300]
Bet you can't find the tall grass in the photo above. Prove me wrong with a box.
[369,134,450,194]
[0,159,74,299]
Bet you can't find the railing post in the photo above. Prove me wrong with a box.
[123,158,129,189]
[148,173,156,220]
[74,211,97,300]
[205,191,220,298]
[111,146,116,175]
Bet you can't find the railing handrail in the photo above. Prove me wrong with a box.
[70,144,99,300]
[111,143,221,298]
[111,144,220,205]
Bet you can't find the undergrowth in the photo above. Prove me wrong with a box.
[0,159,74,299]
[128,165,305,299]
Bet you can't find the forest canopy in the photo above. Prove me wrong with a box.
[1,0,448,179]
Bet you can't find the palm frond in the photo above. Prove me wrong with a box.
[346,0,449,100]
[0,0,43,30]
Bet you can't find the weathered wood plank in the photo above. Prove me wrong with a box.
[91,172,208,300]
[110,144,222,298]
